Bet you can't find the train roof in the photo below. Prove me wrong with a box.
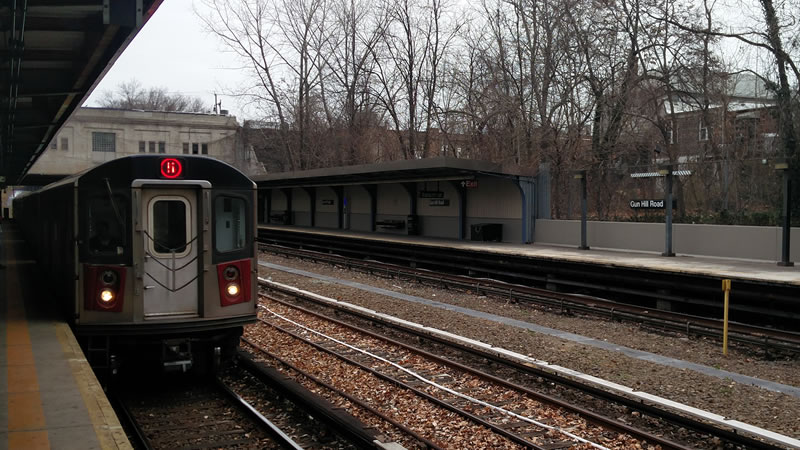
[25,155,255,194]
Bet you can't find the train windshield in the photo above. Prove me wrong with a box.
[151,199,189,254]
[215,196,246,252]
[88,196,127,255]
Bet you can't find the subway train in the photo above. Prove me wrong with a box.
[13,155,257,373]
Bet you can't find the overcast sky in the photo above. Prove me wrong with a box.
[85,0,248,117]
[84,0,776,120]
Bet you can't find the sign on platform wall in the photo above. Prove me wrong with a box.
[461,180,478,188]
[321,199,334,205]
[429,199,450,206]
[419,191,444,198]
[630,199,677,209]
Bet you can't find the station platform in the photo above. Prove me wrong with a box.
[258,224,800,286]
[0,223,129,449]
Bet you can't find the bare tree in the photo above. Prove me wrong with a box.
[322,0,387,164]
[98,79,209,112]
[199,0,299,169]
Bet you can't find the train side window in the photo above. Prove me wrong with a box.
[88,197,127,255]
[214,196,246,252]
[150,199,189,255]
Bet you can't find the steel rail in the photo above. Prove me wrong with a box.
[235,349,386,449]
[214,377,303,450]
[108,390,154,450]
[259,240,800,354]
[262,291,692,450]
[256,228,800,319]
[241,336,444,450]
[254,314,550,449]
[261,281,787,450]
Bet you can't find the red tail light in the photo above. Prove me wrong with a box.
[84,265,126,312]
[217,259,251,306]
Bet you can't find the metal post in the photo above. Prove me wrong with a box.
[660,165,675,256]
[722,279,731,355]
[776,160,793,266]
[574,171,589,250]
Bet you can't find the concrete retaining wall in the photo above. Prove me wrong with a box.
[535,219,800,261]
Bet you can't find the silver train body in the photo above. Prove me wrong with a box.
[14,155,257,371]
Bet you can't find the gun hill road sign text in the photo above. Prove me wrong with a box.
[630,199,677,209]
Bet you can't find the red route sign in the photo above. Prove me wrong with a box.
[160,158,183,179]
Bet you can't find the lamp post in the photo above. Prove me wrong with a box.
[775,160,793,267]
[573,170,589,250]
[659,164,675,257]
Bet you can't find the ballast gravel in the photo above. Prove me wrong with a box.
[257,252,800,439]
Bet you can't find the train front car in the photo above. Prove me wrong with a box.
[77,155,257,373]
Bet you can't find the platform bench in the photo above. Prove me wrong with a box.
[376,219,405,229]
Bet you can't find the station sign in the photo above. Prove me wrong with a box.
[630,199,677,209]
[419,191,444,198]
[429,199,450,206]
[321,199,334,206]
[461,180,478,188]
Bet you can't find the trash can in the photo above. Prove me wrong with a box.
[471,223,502,242]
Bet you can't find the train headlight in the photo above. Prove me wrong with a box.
[100,289,115,303]
[226,283,240,297]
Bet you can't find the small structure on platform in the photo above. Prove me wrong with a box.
[253,158,540,244]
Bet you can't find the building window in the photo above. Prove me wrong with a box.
[192,143,199,155]
[158,141,166,153]
[50,140,57,150]
[699,121,709,142]
[148,141,156,153]
[201,143,208,155]
[182,143,189,154]
[61,137,69,151]
[139,141,146,153]
[92,132,116,152]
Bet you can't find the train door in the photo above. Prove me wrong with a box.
[141,188,199,319]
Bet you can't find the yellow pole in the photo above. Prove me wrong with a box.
[722,279,731,355]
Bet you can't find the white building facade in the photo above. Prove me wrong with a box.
[30,107,265,177]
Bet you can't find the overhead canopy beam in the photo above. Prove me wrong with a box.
[0,0,160,186]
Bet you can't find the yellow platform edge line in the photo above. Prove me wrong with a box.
[54,323,132,450]
[5,240,49,449]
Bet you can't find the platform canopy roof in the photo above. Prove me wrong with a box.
[253,157,528,189]
[0,0,163,187]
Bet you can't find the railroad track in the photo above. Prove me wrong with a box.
[256,227,800,331]
[252,300,648,449]
[258,278,795,449]
[112,359,378,449]
[258,240,800,356]
[113,376,298,449]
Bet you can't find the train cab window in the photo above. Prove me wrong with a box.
[150,199,190,255]
[88,197,127,255]
[215,196,246,252]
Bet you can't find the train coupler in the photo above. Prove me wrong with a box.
[161,339,193,372]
